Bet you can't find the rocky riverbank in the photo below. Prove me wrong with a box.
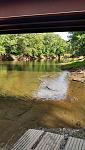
[69,70,85,83]
[37,127,85,139]
[0,54,58,61]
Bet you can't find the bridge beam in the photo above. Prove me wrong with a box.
[0,0,85,33]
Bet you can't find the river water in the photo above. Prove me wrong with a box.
[34,71,69,100]
[0,61,85,129]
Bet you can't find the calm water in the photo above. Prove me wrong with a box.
[0,61,61,98]
[0,61,85,128]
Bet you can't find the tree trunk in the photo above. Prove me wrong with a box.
[58,54,61,63]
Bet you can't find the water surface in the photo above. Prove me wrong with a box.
[0,61,85,129]
[34,71,69,100]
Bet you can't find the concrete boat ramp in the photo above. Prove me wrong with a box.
[11,129,85,150]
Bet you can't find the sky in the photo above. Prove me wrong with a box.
[55,32,69,41]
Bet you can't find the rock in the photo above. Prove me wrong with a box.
[69,70,85,83]
[76,121,81,128]
[2,54,14,61]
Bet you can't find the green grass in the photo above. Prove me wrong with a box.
[60,60,85,71]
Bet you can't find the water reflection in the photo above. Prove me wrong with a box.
[0,61,60,98]
[0,60,60,72]
[34,71,69,100]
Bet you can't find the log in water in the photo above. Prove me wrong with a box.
[34,71,69,100]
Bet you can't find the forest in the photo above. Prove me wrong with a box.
[0,32,85,62]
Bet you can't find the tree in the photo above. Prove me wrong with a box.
[43,33,67,62]
[0,33,67,61]
[68,32,85,57]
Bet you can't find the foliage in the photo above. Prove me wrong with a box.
[0,32,85,62]
[0,33,67,62]
[68,32,85,57]
[61,60,85,70]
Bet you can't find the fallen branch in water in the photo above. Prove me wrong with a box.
[46,86,56,91]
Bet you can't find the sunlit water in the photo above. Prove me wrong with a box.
[34,71,69,100]
[0,61,62,98]
[0,61,85,128]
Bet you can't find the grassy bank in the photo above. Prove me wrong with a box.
[60,60,85,71]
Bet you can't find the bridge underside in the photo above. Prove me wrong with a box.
[0,0,85,34]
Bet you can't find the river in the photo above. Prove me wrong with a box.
[0,61,85,148]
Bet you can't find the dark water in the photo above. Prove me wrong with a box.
[0,61,85,128]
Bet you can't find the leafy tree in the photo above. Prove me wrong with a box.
[0,33,67,61]
[43,33,66,62]
[68,32,85,57]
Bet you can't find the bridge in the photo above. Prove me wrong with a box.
[0,0,85,34]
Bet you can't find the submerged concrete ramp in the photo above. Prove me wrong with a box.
[35,132,64,150]
[11,129,44,150]
[64,137,85,150]
[11,129,85,150]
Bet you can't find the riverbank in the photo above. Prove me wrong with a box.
[37,127,85,139]
[0,54,58,61]
[1,54,85,70]
[68,70,85,83]
[60,60,85,71]
[60,60,85,83]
